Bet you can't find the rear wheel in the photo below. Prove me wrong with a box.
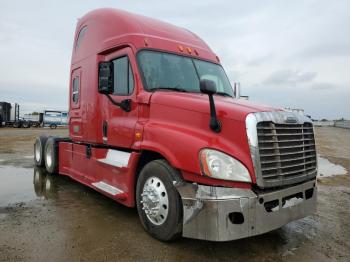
[136,159,183,241]
[22,121,30,128]
[34,136,48,167]
[44,137,59,174]
[50,124,57,129]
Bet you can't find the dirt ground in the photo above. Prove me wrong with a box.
[0,127,349,262]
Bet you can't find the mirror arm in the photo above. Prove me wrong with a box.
[106,94,131,112]
[208,94,221,133]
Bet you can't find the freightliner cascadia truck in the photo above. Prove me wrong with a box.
[34,8,317,241]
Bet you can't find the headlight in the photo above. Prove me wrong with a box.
[199,149,251,183]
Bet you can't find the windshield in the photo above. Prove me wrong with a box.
[137,50,234,96]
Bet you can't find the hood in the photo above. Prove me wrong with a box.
[150,91,280,122]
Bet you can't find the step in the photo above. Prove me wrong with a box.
[92,181,126,199]
[97,149,131,168]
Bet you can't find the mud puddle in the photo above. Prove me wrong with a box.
[318,155,348,177]
[0,166,37,207]
[0,155,35,168]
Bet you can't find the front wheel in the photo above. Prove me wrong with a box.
[136,160,183,241]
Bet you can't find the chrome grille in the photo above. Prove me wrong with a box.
[256,122,317,186]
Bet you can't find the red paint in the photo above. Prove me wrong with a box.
[58,8,278,207]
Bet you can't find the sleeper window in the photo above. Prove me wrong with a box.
[75,26,87,51]
[112,56,134,95]
[72,76,80,104]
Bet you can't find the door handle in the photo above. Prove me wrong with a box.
[103,120,108,139]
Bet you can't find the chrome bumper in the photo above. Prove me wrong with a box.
[176,180,317,241]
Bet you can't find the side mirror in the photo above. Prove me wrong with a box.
[199,79,221,133]
[98,62,113,94]
[200,79,217,95]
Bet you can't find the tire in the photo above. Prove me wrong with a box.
[22,121,30,128]
[44,137,59,174]
[13,121,20,128]
[34,136,48,167]
[50,124,57,129]
[136,159,183,241]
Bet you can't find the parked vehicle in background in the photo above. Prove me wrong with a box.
[42,110,68,129]
[0,102,25,128]
[0,102,12,127]
[22,113,44,127]
[34,8,318,242]
[0,102,67,129]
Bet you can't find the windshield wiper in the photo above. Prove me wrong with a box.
[150,86,188,93]
[216,92,233,97]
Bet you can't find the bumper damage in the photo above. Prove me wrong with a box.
[175,180,317,241]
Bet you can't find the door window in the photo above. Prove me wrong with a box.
[112,56,134,95]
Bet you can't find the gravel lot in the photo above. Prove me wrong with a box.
[0,127,349,262]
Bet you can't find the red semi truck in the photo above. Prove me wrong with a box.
[34,8,317,241]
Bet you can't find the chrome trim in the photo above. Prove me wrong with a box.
[92,181,124,195]
[175,180,317,241]
[246,111,317,188]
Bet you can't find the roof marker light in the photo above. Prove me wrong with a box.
[186,47,192,54]
[194,49,199,55]
[178,45,184,52]
[144,38,149,46]
[216,55,220,62]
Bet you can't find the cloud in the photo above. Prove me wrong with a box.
[263,70,317,86]
[297,43,350,60]
[0,0,349,119]
[311,82,338,90]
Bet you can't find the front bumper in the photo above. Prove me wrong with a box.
[176,179,317,241]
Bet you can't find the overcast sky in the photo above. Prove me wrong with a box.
[0,0,349,119]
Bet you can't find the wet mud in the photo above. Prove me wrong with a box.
[0,127,349,261]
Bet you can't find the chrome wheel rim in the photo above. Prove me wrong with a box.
[141,176,169,225]
[35,141,41,162]
[46,146,52,168]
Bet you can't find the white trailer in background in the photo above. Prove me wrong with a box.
[43,110,68,129]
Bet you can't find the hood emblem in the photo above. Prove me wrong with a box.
[285,116,298,124]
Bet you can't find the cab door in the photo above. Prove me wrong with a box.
[101,47,138,148]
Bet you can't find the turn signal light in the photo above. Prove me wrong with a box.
[135,132,142,140]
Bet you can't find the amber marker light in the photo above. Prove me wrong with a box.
[199,150,211,176]
[178,45,184,52]
[194,49,199,55]
[135,132,142,140]
[144,38,149,46]
[186,47,192,54]
[216,55,220,62]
